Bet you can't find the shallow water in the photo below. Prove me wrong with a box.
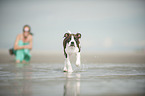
[0,63,145,96]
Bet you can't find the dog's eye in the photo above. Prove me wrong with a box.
[74,36,77,40]
[68,37,71,41]
[74,37,76,40]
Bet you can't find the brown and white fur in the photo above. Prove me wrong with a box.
[63,31,81,72]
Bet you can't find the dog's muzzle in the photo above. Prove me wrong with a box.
[70,42,75,47]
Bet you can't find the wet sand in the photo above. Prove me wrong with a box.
[1,50,145,64]
[0,50,145,96]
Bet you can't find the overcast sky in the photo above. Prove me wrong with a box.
[0,0,145,52]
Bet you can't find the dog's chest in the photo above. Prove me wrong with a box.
[65,46,79,54]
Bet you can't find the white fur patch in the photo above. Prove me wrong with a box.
[65,44,79,54]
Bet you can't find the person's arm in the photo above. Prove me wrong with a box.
[14,35,24,50]
[24,35,33,50]
[28,36,32,50]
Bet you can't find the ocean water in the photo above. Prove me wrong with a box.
[0,63,145,96]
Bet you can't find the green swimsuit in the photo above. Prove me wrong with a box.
[15,40,31,62]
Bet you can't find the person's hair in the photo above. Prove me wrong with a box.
[23,25,33,35]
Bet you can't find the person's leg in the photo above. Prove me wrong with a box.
[16,49,24,63]
[23,49,31,63]
[16,60,20,63]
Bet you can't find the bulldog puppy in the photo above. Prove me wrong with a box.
[63,31,81,72]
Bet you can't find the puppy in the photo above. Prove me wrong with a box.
[63,31,81,72]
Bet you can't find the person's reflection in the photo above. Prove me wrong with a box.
[63,73,81,96]
[12,63,32,96]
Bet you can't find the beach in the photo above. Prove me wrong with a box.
[0,50,145,96]
[1,0,145,96]
[1,50,145,64]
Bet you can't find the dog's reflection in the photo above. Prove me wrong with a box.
[63,73,81,96]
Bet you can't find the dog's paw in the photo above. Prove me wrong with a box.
[63,70,68,72]
[76,64,80,67]
[63,67,68,72]
[76,61,81,67]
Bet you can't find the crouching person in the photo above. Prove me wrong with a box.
[12,25,33,63]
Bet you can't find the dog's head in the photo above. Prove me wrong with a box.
[63,32,81,48]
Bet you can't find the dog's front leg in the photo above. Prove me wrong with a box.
[66,56,73,72]
[76,52,81,67]
[63,59,68,72]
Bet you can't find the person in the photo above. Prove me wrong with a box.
[9,25,33,63]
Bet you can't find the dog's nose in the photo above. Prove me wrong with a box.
[71,42,74,45]
[70,42,75,46]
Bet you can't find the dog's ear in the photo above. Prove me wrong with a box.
[76,33,81,38]
[64,33,70,38]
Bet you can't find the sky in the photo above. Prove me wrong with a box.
[0,0,145,53]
